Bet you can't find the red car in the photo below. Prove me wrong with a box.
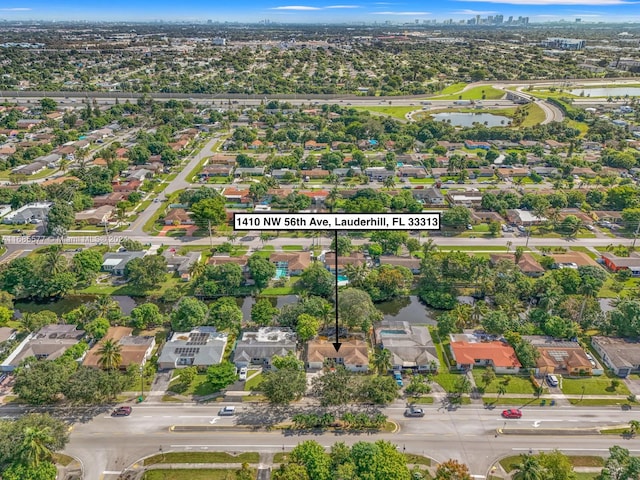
[111,406,132,417]
[502,408,522,419]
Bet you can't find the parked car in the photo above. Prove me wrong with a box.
[111,406,132,417]
[218,406,236,416]
[546,374,559,387]
[239,367,247,381]
[404,406,425,417]
[501,408,522,419]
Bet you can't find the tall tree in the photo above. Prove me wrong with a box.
[97,339,122,371]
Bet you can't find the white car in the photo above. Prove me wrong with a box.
[546,374,559,387]
[218,406,236,416]
[239,367,247,381]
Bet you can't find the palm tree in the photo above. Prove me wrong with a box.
[19,426,54,467]
[514,246,525,265]
[372,347,392,375]
[383,176,396,189]
[451,303,473,330]
[326,187,341,213]
[92,295,118,319]
[42,245,67,276]
[189,259,206,280]
[628,420,640,437]
[513,455,545,480]
[506,241,513,253]
[343,263,369,288]
[470,301,489,326]
[98,339,122,370]
[496,383,507,401]
[421,238,438,257]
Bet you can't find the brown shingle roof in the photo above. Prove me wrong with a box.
[269,252,311,271]
[307,339,369,366]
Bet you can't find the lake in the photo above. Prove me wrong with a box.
[569,87,640,97]
[375,295,438,326]
[432,112,511,128]
[15,295,143,317]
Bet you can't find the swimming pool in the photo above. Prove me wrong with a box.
[338,275,348,282]
[275,267,289,279]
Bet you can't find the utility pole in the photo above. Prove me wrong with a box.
[632,222,640,251]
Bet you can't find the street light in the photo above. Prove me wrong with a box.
[581,385,585,402]
[139,365,144,402]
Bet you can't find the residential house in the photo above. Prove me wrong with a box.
[199,165,233,178]
[164,208,194,226]
[496,168,529,179]
[531,167,560,177]
[162,249,201,281]
[1,324,85,372]
[157,327,228,370]
[523,336,595,376]
[302,169,330,180]
[414,187,445,206]
[0,205,12,219]
[306,339,369,372]
[93,192,127,207]
[75,205,114,226]
[437,141,463,151]
[464,140,491,150]
[470,211,504,224]
[234,167,265,177]
[113,180,142,193]
[270,252,311,276]
[82,327,155,369]
[448,338,521,374]
[551,252,599,267]
[600,253,640,276]
[322,252,366,274]
[11,161,48,176]
[398,166,428,179]
[593,211,623,224]
[374,321,439,372]
[489,253,545,277]
[506,209,547,225]
[233,327,297,369]
[0,144,17,156]
[0,327,17,343]
[592,336,640,378]
[333,167,362,178]
[304,140,329,150]
[379,255,421,274]
[271,168,298,180]
[572,167,597,178]
[447,192,482,207]
[102,251,146,276]
[2,202,52,224]
[365,167,395,181]
[208,255,250,274]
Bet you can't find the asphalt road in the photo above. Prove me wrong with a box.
[50,402,640,480]
[125,134,221,236]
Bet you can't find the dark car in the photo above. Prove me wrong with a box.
[111,406,132,417]
[501,408,522,419]
[404,406,425,418]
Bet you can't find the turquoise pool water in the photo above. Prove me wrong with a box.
[275,268,288,279]
[338,275,348,282]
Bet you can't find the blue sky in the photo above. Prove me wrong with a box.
[1,0,639,23]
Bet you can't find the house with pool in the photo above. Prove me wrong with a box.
[269,251,311,277]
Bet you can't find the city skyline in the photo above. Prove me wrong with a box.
[1,0,640,23]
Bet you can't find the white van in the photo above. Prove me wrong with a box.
[546,374,559,387]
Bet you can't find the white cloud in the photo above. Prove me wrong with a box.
[0,7,31,10]
[270,5,322,10]
[452,8,498,13]
[457,0,636,5]
[372,10,431,14]
[326,4,360,7]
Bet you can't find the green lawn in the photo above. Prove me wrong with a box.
[432,336,464,393]
[354,106,416,120]
[438,245,515,252]
[569,398,634,406]
[143,469,254,480]
[439,82,467,95]
[570,247,598,259]
[598,277,640,299]
[520,103,547,127]
[500,455,603,474]
[408,178,436,184]
[484,397,541,406]
[169,373,218,397]
[561,376,630,396]
[75,275,181,297]
[407,396,435,404]
[472,370,536,394]
[433,86,505,101]
[404,454,431,466]
[281,245,303,251]
[144,452,259,465]
[244,372,263,391]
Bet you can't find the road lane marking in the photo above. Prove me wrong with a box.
[102,471,122,474]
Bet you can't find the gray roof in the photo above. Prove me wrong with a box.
[158,327,228,368]
[2,324,85,369]
[374,320,439,368]
[592,336,640,369]
[163,250,201,274]
[102,251,146,270]
[233,327,297,365]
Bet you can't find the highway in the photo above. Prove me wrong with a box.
[41,401,640,480]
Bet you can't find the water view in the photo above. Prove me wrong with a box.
[569,87,640,97]
[432,112,511,128]
[375,295,437,326]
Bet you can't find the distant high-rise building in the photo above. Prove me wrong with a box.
[508,16,513,23]
[212,37,226,46]
[575,18,582,23]
[476,14,481,25]
[495,14,503,24]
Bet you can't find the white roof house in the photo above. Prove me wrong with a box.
[2,202,52,224]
